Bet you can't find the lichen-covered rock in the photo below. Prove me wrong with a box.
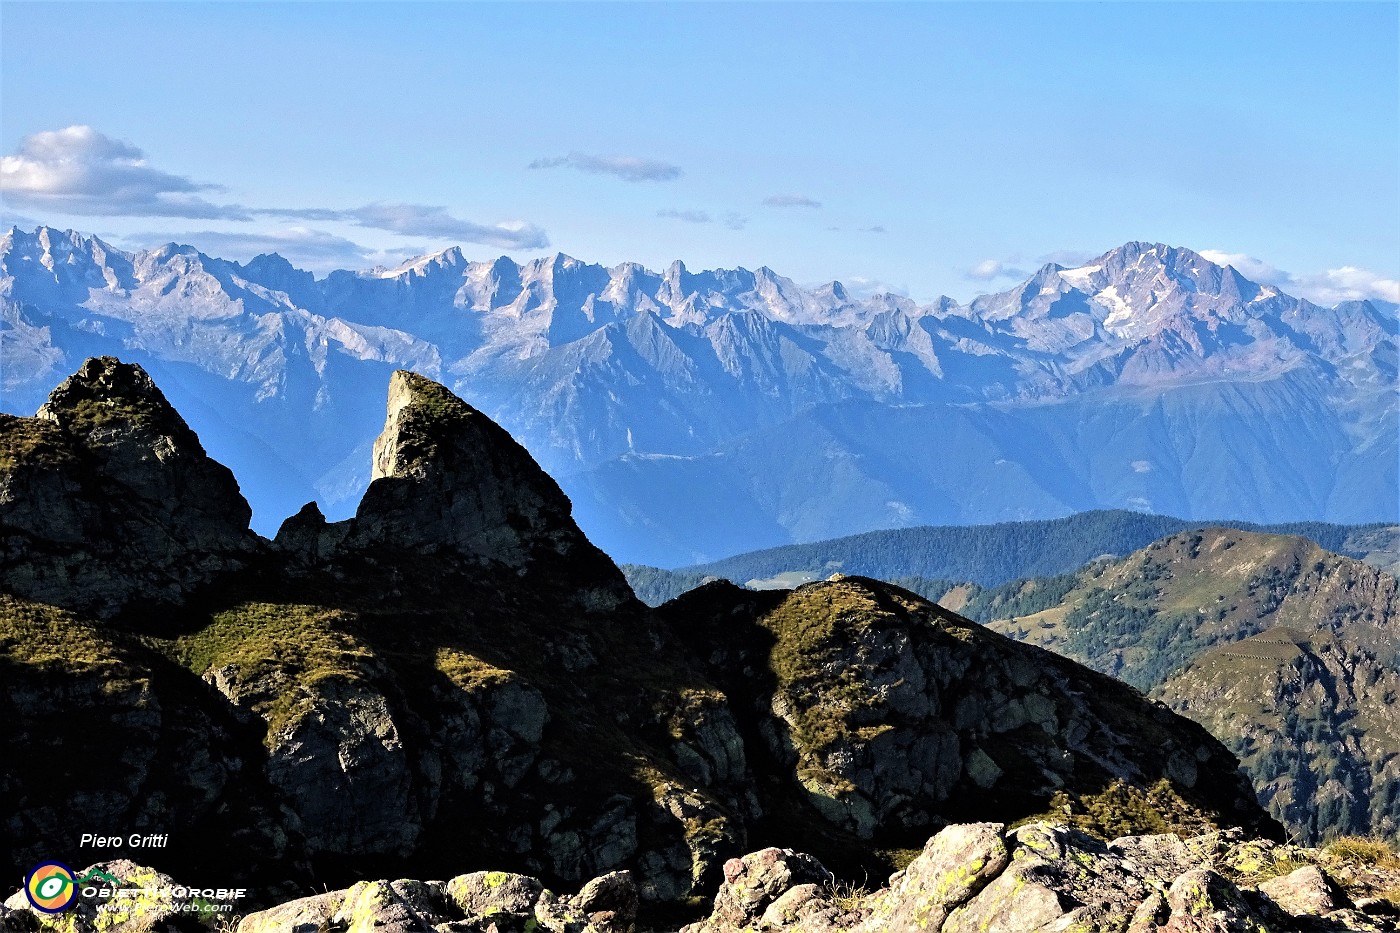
[332,879,456,932]
[683,847,832,932]
[568,871,638,933]
[758,883,863,933]
[1163,869,1269,932]
[941,823,1155,932]
[679,824,1400,932]
[1256,864,1342,917]
[235,890,345,933]
[858,822,1010,932]
[447,870,544,921]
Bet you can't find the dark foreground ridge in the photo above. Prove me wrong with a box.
[0,357,1304,928]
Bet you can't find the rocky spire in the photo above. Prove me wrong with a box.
[1,357,258,617]
[283,370,634,608]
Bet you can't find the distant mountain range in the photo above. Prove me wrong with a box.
[3,227,1395,564]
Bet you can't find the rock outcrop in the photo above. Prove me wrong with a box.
[660,577,1276,856]
[0,357,260,617]
[9,829,1396,933]
[1,359,1287,912]
[275,370,633,612]
[682,824,1400,932]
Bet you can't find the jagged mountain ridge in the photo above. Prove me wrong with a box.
[0,358,1278,912]
[2,226,1394,563]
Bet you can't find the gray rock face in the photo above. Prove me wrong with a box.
[0,356,259,617]
[263,677,420,856]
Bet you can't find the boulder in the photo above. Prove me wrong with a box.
[857,822,1009,931]
[1256,864,1343,917]
[684,847,832,932]
[236,890,345,933]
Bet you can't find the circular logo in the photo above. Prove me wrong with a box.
[25,861,78,913]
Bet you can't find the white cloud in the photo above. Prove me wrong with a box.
[965,258,1029,281]
[2,126,551,250]
[529,152,682,182]
[0,125,246,219]
[763,193,822,209]
[1200,249,1400,306]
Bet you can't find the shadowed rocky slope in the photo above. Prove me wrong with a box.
[2,358,1281,921]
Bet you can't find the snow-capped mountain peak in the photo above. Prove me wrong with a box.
[1,225,1392,563]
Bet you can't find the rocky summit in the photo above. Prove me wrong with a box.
[0,357,1326,930]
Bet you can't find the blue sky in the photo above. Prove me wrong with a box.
[2,1,1396,304]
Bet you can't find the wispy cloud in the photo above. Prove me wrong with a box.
[657,208,711,224]
[1,126,551,250]
[0,125,247,220]
[965,258,1029,281]
[862,225,886,234]
[529,151,682,182]
[657,208,748,230]
[763,193,822,209]
[258,204,547,249]
[1200,250,1400,306]
[345,204,546,249]
[127,227,422,273]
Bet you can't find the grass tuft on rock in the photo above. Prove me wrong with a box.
[169,602,376,742]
